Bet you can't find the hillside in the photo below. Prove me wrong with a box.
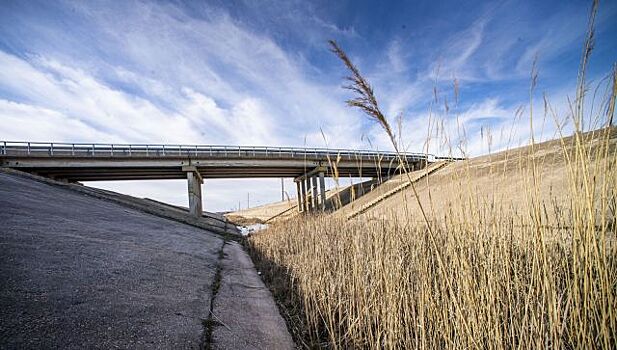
[231,129,617,225]
[358,128,616,225]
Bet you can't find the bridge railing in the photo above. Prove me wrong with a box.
[1,141,435,162]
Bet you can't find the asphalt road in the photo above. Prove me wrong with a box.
[0,172,224,348]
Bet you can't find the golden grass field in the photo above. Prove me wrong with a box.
[245,4,616,348]
[248,128,616,349]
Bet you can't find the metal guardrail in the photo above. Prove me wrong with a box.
[1,141,436,162]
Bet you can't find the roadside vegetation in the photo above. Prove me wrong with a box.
[248,2,616,348]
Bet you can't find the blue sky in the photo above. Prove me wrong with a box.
[0,0,615,211]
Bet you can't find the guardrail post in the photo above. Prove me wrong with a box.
[71,143,75,156]
[2,141,5,155]
[129,144,132,156]
[111,144,114,156]
[146,145,149,156]
[50,143,54,156]
[92,144,95,156]
[162,145,166,156]
[27,142,30,155]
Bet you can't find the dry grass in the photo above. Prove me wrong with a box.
[249,126,616,349]
[248,2,616,348]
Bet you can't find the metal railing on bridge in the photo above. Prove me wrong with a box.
[1,141,439,163]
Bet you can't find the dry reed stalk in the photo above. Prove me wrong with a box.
[328,38,477,344]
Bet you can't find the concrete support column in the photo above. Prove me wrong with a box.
[184,167,203,217]
[295,167,328,213]
[301,178,308,212]
[296,181,303,212]
[305,177,312,211]
[311,176,318,210]
[318,171,326,211]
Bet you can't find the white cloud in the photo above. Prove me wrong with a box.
[430,18,487,81]
[1,0,611,211]
[0,99,107,141]
[0,1,370,210]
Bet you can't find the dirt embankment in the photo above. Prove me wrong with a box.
[361,128,617,226]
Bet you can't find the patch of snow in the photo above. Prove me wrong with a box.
[237,223,268,236]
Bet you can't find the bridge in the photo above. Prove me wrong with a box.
[1,141,440,216]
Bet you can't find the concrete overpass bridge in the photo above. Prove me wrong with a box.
[1,141,442,216]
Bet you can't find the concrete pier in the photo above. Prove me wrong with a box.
[296,181,303,212]
[301,178,308,212]
[311,176,318,209]
[184,166,203,217]
[319,171,326,211]
[295,167,329,213]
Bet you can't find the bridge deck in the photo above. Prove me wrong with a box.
[0,141,445,181]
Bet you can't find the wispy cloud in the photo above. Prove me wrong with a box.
[0,0,370,209]
[0,0,614,210]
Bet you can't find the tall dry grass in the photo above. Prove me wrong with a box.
[250,129,616,349]
[248,1,616,348]
[250,126,616,349]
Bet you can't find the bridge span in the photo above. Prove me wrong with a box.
[1,141,439,216]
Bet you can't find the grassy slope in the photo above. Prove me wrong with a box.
[358,128,616,226]
[231,128,616,225]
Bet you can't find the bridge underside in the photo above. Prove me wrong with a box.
[2,158,422,181]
